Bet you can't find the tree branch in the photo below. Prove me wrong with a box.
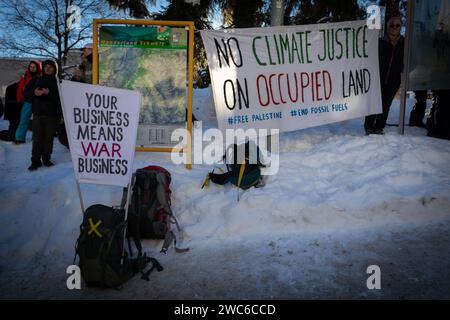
[11,2,58,45]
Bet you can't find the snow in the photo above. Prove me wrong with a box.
[1,89,450,299]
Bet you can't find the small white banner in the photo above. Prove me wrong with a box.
[59,80,141,187]
[201,20,382,133]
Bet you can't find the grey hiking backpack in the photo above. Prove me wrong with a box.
[127,166,188,254]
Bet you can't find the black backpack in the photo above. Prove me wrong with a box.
[75,204,162,288]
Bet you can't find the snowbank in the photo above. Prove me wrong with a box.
[0,89,449,298]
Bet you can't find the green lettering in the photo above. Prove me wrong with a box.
[265,36,276,65]
[335,28,343,59]
[363,26,368,58]
[296,32,305,63]
[279,34,291,64]
[344,27,351,59]
[356,26,363,58]
[318,29,327,61]
[291,33,302,63]
[273,34,281,64]
[305,31,312,63]
[327,29,335,60]
[252,36,266,66]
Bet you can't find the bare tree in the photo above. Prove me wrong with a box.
[0,0,110,72]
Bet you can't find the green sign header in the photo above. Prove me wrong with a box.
[99,25,187,49]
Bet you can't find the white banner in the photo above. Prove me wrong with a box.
[59,80,141,187]
[201,20,382,133]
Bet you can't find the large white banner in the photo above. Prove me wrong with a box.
[201,20,382,132]
[59,80,141,187]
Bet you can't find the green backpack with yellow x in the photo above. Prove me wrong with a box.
[74,204,161,288]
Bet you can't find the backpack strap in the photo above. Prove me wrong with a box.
[160,231,174,254]
[120,187,128,209]
[127,235,133,257]
[201,166,225,189]
[141,257,164,281]
[73,220,84,265]
[160,211,189,254]
[102,221,126,287]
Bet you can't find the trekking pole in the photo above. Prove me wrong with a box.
[120,175,134,265]
[236,159,246,202]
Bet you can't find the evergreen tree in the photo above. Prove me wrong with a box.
[105,0,368,86]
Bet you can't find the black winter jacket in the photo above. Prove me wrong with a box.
[23,75,62,117]
[3,82,20,121]
[379,36,404,89]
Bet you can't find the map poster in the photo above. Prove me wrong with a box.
[98,25,188,147]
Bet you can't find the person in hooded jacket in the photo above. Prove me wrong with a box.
[14,60,42,144]
[23,60,62,171]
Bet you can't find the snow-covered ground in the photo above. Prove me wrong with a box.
[1,90,450,299]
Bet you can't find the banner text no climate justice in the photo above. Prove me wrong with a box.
[213,25,372,111]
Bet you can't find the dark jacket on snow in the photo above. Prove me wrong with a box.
[379,35,404,89]
[23,61,62,118]
[4,82,20,121]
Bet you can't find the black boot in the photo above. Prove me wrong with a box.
[28,161,42,171]
[43,160,55,167]
[365,128,384,135]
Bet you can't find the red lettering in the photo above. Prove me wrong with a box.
[256,75,270,107]
[286,73,298,103]
[315,71,322,101]
[278,73,286,104]
[256,70,332,107]
[112,143,122,158]
[81,142,99,157]
[323,70,332,100]
[300,72,309,103]
[97,143,111,157]
[269,74,279,105]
